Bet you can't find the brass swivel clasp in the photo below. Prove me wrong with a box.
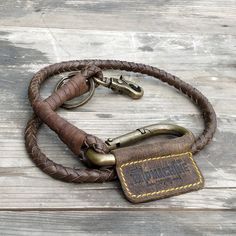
[55,73,144,109]
[94,76,144,99]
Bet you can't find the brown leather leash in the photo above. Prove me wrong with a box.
[25,60,217,203]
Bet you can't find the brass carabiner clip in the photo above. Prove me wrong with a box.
[85,124,192,166]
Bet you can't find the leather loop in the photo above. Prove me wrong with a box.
[25,60,217,183]
[32,71,103,156]
[112,130,196,161]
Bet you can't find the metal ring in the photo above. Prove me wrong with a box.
[55,72,96,109]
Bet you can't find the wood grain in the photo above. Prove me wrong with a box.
[0,0,235,33]
[0,211,235,236]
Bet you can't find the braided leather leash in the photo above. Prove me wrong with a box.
[25,59,217,185]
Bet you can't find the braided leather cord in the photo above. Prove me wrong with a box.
[25,60,217,183]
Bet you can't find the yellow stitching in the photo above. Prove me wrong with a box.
[119,152,203,199]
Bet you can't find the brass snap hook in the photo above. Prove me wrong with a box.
[55,74,144,109]
[55,72,96,109]
[85,124,192,166]
[94,75,144,99]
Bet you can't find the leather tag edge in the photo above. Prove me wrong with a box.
[117,152,204,203]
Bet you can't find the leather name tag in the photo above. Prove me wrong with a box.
[115,152,204,203]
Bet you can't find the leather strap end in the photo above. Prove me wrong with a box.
[112,133,204,203]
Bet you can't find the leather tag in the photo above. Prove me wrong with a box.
[115,152,204,203]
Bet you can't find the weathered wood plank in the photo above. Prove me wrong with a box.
[0,1,235,236]
[0,0,235,34]
[0,188,235,210]
[0,211,235,235]
[1,125,236,188]
[1,27,235,76]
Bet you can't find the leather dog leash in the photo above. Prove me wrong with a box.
[25,60,217,203]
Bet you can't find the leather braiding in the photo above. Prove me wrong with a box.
[25,60,217,183]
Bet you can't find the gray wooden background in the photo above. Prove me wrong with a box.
[0,0,235,235]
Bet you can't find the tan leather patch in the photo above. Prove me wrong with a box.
[115,152,204,203]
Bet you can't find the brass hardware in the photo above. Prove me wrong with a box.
[85,149,115,166]
[94,76,144,99]
[55,74,143,109]
[85,124,191,166]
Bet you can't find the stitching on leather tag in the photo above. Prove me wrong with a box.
[116,152,204,203]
